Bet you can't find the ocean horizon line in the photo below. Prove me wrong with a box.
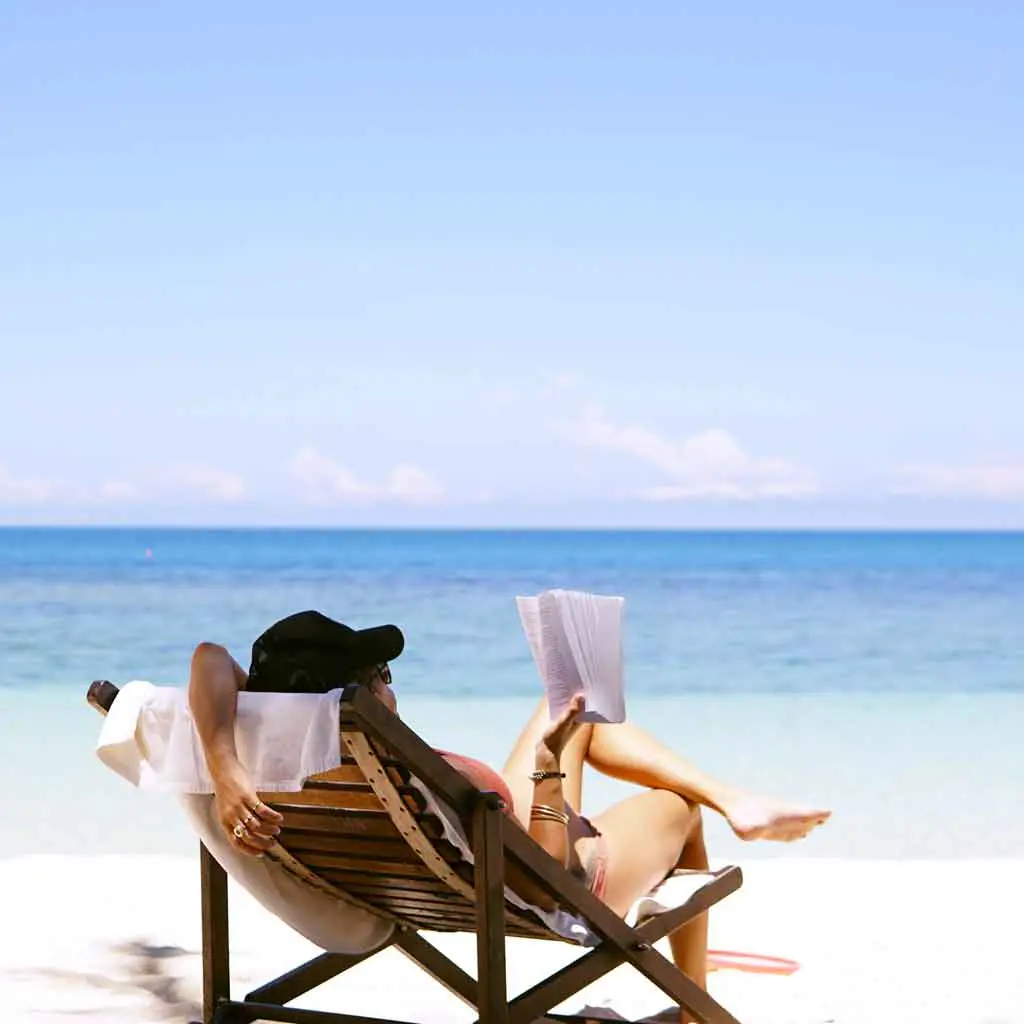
[3,524,1024,535]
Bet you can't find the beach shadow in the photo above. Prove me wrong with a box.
[572,1005,679,1023]
[8,939,200,1021]
[112,940,201,1020]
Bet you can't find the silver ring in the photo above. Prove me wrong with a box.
[232,822,247,840]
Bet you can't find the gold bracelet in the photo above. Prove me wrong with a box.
[529,803,569,826]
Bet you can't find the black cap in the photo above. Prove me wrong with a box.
[247,609,404,693]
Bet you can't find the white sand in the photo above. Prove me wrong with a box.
[3,855,1021,1023]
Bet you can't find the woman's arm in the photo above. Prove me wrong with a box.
[526,747,571,866]
[502,696,584,910]
[188,641,249,778]
[187,641,282,855]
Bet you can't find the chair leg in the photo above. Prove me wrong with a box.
[200,842,231,1024]
[473,796,509,1024]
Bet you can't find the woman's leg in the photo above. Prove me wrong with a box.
[501,698,593,825]
[590,791,708,1023]
[585,720,830,842]
[666,807,711,1018]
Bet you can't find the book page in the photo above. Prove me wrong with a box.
[517,589,626,724]
[515,595,546,682]
[557,590,625,724]
[537,589,585,720]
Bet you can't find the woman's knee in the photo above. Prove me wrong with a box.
[648,790,701,842]
[675,798,708,869]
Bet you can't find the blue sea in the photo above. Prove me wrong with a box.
[3,528,1022,860]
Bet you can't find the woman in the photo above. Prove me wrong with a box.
[188,635,829,1020]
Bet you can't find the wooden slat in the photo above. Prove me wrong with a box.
[296,852,450,879]
[352,898,547,939]
[344,891,473,915]
[331,881,468,905]
[342,729,478,903]
[287,841,551,940]
[280,834,462,863]
[306,762,410,786]
[332,887,548,937]
[369,907,481,932]
[506,921,553,939]
[264,787,425,814]
[270,808,445,840]
[313,869,468,895]
[276,830,401,853]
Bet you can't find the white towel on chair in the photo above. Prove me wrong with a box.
[95,681,392,954]
[96,680,344,793]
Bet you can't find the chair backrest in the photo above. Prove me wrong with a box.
[259,688,556,940]
[85,678,559,940]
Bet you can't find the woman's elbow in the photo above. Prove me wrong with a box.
[191,641,229,669]
[188,641,246,694]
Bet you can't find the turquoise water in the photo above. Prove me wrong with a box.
[3,528,1022,859]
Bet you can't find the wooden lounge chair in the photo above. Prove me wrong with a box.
[87,679,744,1024]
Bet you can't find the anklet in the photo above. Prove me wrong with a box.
[529,770,566,782]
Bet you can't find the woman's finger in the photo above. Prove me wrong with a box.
[239,814,271,839]
[249,798,284,824]
[243,830,275,852]
[240,804,278,835]
[246,815,281,839]
[230,830,268,857]
[549,695,585,738]
[558,694,585,726]
[226,818,276,854]
[221,805,274,844]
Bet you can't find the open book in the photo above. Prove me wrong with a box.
[516,589,626,724]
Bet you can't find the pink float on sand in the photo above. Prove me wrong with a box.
[707,950,800,975]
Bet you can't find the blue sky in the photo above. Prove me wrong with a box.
[2,2,1022,527]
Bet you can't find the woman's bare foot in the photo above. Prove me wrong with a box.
[722,796,831,842]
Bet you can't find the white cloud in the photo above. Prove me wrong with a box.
[894,459,1024,501]
[287,447,445,505]
[558,404,818,501]
[387,464,445,504]
[1,461,246,509]
[479,387,519,410]
[165,464,247,502]
[539,373,578,399]
[73,479,146,504]
[93,479,144,502]
[288,448,375,502]
[0,464,61,504]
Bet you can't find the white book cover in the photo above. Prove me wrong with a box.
[516,588,626,724]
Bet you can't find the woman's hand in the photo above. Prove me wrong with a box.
[536,693,585,764]
[212,759,284,857]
